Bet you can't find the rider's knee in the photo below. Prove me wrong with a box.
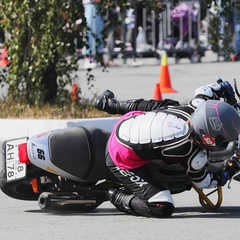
[147,201,175,218]
[130,190,175,218]
[147,190,175,217]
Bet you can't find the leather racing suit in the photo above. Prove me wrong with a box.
[97,82,236,218]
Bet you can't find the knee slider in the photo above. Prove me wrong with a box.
[130,195,175,218]
[148,202,175,218]
[147,190,175,218]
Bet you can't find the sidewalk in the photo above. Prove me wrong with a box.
[79,50,219,69]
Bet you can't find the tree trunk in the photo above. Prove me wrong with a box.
[41,60,58,103]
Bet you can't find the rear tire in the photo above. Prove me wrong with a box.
[0,170,39,200]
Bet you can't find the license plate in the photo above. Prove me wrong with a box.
[3,138,28,182]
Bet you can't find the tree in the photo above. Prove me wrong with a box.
[0,0,84,104]
[0,0,236,106]
[0,0,173,106]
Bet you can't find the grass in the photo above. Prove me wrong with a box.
[0,98,112,119]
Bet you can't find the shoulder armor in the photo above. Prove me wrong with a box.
[188,98,206,109]
[194,83,221,99]
[194,86,214,98]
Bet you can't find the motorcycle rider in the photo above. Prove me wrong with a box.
[93,80,240,218]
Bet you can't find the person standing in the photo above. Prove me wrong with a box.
[82,0,105,69]
[218,0,240,61]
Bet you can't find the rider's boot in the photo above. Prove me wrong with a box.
[106,188,136,214]
[93,90,144,115]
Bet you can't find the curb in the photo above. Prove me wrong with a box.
[0,117,119,142]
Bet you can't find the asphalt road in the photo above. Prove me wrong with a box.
[1,183,240,240]
[2,52,240,240]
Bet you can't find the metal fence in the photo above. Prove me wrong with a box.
[101,1,215,64]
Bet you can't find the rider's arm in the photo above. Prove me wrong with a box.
[93,90,180,115]
[188,150,240,189]
[187,150,219,189]
[130,99,180,112]
[94,81,236,115]
[189,81,237,109]
[137,80,236,112]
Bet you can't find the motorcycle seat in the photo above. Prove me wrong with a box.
[49,126,112,181]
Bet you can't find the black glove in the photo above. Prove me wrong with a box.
[93,90,115,112]
[218,159,240,186]
[219,81,237,105]
[223,159,240,177]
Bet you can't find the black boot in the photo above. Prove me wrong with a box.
[106,188,135,213]
[93,90,143,115]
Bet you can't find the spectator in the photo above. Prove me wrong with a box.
[218,0,240,61]
[104,1,122,66]
[82,0,105,69]
[75,15,84,56]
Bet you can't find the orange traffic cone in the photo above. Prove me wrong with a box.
[0,46,10,66]
[153,83,162,100]
[159,53,176,93]
[70,83,79,102]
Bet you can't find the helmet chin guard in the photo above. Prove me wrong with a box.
[190,100,240,151]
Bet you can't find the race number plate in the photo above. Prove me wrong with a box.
[3,138,28,182]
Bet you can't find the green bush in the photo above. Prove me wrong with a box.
[0,0,84,105]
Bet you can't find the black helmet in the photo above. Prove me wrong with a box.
[191,100,240,151]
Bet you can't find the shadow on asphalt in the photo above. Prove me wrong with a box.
[172,206,240,218]
[25,206,240,218]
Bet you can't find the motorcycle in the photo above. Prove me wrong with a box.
[1,80,240,212]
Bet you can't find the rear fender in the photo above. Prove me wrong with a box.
[27,130,83,181]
